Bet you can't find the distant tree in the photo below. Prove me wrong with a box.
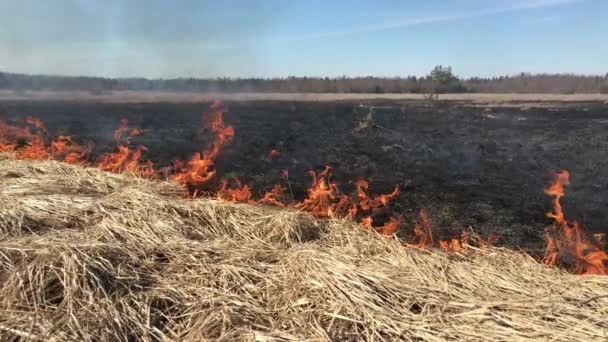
[425,65,464,99]
[1,70,607,94]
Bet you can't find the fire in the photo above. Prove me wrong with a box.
[172,152,216,186]
[0,117,90,162]
[97,119,155,177]
[2,103,605,277]
[50,136,93,165]
[439,239,464,253]
[412,209,471,252]
[98,145,155,177]
[217,179,287,207]
[0,117,50,160]
[295,166,349,218]
[112,118,142,144]
[268,149,280,160]
[218,178,253,203]
[543,171,607,275]
[361,216,373,227]
[351,180,399,217]
[257,184,287,207]
[13,135,49,160]
[293,167,401,234]
[414,209,434,248]
[173,101,234,188]
[376,217,401,236]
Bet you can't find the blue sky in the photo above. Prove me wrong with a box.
[0,0,606,78]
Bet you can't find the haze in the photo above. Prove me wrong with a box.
[0,0,606,78]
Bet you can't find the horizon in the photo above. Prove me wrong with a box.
[1,0,606,78]
[2,70,608,81]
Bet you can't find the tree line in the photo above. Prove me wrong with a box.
[1,67,607,94]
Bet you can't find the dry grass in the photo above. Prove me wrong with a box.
[2,90,608,105]
[0,155,607,341]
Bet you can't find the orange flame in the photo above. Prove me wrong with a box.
[0,117,51,160]
[376,217,400,236]
[543,171,607,275]
[13,136,49,160]
[97,119,154,177]
[295,166,347,218]
[97,145,154,176]
[361,216,373,228]
[174,101,234,188]
[414,209,434,248]
[439,239,464,253]
[0,117,93,164]
[2,109,605,277]
[352,180,399,217]
[268,149,280,161]
[218,178,253,203]
[411,210,475,252]
[257,184,287,207]
[172,152,217,187]
[50,136,93,166]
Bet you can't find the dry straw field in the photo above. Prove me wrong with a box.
[1,155,607,341]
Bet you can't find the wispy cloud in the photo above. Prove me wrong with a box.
[537,15,561,22]
[275,0,581,42]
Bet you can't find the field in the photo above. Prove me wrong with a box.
[1,94,608,340]
[1,95,607,244]
[2,90,608,105]
[1,156,607,341]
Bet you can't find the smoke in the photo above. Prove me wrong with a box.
[0,0,282,78]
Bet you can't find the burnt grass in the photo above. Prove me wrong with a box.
[1,99,607,250]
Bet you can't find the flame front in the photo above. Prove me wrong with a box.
[543,171,607,275]
[1,104,605,276]
[97,118,155,177]
[173,101,234,189]
[414,209,433,248]
[1,117,91,162]
[50,136,93,165]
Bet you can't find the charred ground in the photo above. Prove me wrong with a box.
[1,99,607,248]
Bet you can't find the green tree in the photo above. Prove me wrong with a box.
[425,65,464,99]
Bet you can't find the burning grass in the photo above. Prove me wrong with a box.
[1,156,607,341]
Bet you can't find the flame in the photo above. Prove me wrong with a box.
[376,217,400,236]
[295,166,347,218]
[130,128,142,137]
[361,216,373,228]
[412,209,471,252]
[0,119,18,152]
[97,145,154,176]
[218,178,253,203]
[172,152,217,186]
[217,179,287,207]
[414,209,434,248]
[352,180,399,217]
[543,171,607,275]
[0,117,93,164]
[50,136,93,166]
[257,184,287,207]
[0,117,51,160]
[97,119,154,177]
[113,118,130,143]
[268,149,280,160]
[173,101,234,188]
[439,239,464,253]
[13,135,49,160]
[595,233,606,250]
[5,105,603,277]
